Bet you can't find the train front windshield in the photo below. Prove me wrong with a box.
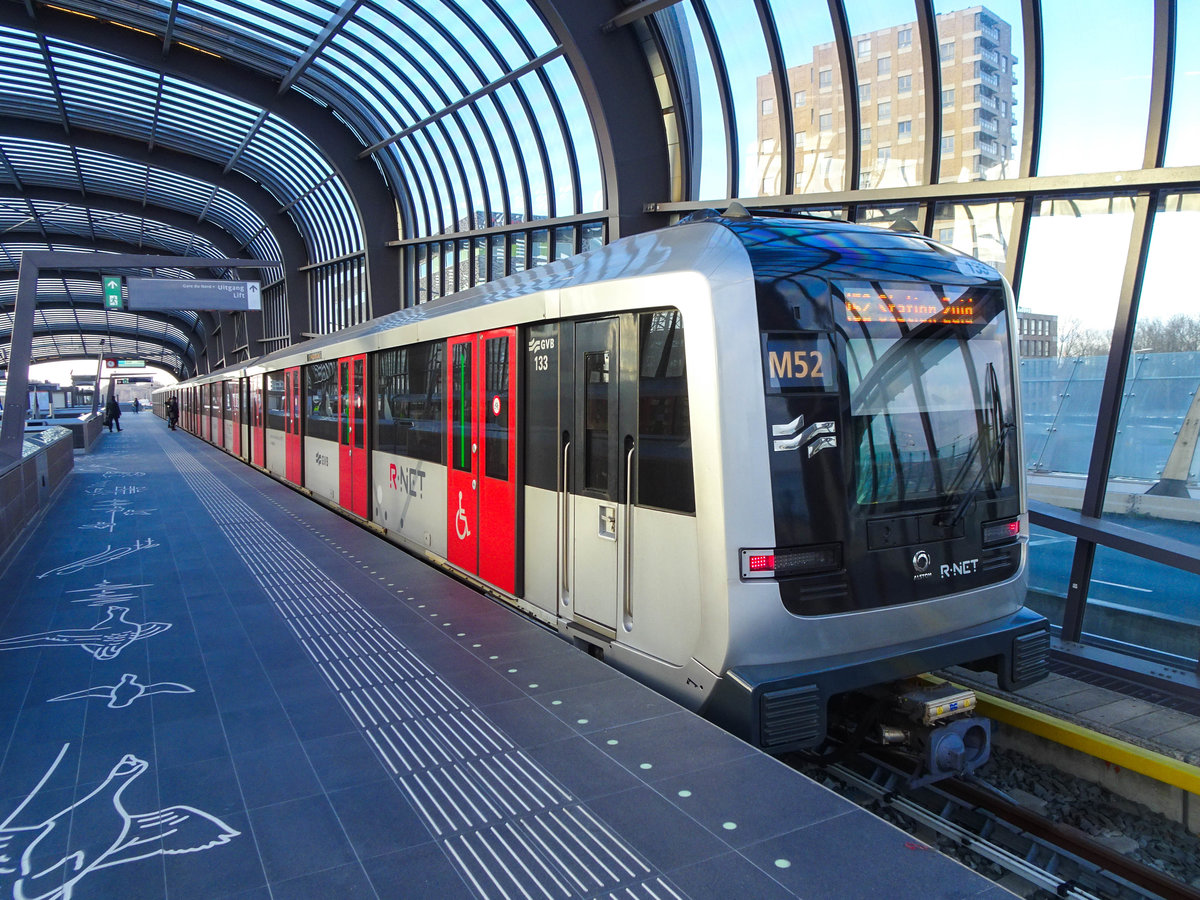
[839,281,1016,508]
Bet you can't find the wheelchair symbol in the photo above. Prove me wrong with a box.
[455,491,471,540]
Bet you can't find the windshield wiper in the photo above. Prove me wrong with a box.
[938,420,1014,527]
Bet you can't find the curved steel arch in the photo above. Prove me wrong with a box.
[0,119,312,344]
[0,187,271,270]
[0,3,398,313]
[0,302,197,378]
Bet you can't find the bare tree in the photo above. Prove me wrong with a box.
[1132,314,1200,353]
[1057,319,1111,358]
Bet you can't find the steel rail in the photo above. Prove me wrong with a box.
[810,751,1200,900]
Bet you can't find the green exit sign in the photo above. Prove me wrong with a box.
[102,274,123,311]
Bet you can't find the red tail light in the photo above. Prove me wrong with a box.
[747,554,775,573]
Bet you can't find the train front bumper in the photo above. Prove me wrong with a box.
[704,606,1049,752]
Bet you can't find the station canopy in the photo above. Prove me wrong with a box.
[0,0,611,378]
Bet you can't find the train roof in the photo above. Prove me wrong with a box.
[684,211,1003,286]
[172,214,1003,385]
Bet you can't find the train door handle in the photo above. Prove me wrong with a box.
[599,504,616,540]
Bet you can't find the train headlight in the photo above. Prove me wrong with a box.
[982,514,1024,546]
[740,544,841,580]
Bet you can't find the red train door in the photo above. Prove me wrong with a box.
[338,354,369,518]
[251,376,265,467]
[284,366,302,484]
[214,383,224,445]
[202,384,210,441]
[231,379,242,457]
[446,328,517,593]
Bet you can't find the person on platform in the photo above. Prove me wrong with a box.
[166,396,179,431]
[132,398,141,413]
[105,396,122,432]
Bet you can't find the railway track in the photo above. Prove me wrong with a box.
[793,751,1200,900]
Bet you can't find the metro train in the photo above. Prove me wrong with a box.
[156,211,1049,777]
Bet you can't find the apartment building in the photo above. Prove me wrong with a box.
[757,6,1017,194]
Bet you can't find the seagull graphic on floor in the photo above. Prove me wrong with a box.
[0,745,239,900]
[0,607,171,661]
[48,673,194,708]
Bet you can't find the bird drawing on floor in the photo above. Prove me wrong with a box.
[0,607,171,661]
[0,744,239,900]
[48,673,194,709]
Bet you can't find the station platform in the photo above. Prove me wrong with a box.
[0,411,1014,899]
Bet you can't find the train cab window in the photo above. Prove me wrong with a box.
[637,310,694,514]
[451,342,473,472]
[266,372,285,431]
[376,343,445,463]
[306,362,338,442]
[484,336,509,481]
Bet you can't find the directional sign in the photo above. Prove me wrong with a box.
[126,277,262,312]
[102,274,123,311]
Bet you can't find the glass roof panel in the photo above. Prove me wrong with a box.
[496,81,548,219]
[49,42,163,138]
[519,69,572,217]
[0,28,60,119]
[1166,1,1200,166]
[181,0,320,50]
[1039,0,1152,176]
[0,138,279,258]
[426,0,506,85]
[933,0,1023,182]
[0,138,79,190]
[545,56,601,213]
[771,1,846,194]
[698,0,776,197]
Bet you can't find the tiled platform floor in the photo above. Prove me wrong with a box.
[0,411,1010,899]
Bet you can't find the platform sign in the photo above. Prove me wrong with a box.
[126,277,262,312]
[102,274,123,311]
[105,359,146,369]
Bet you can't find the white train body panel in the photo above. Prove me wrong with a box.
[372,450,447,557]
[305,436,339,505]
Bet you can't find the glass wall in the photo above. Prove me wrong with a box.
[1018,197,1135,480]
[640,2,1199,674]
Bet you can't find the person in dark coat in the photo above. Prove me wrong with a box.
[105,397,122,432]
[166,396,179,431]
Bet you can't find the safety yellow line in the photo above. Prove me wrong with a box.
[926,677,1200,796]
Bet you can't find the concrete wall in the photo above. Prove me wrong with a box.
[0,430,73,557]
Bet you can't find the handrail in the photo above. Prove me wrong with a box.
[623,442,636,626]
[561,440,571,599]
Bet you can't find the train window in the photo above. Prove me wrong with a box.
[583,349,611,492]
[306,361,338,443]
[451,342,473,472]
[524,323,560,491]
[637,310,695,514]
[353,357,365,450]
[375,343,445,463]
[340,360,351,444]
[266,372,285,431]
[484,336,509,481]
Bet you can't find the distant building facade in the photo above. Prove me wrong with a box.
[757,6,1017,194]
[1017,311,1057,358]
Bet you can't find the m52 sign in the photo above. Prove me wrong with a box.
[126,278,262,312]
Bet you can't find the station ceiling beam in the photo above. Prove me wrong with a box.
[1,2,399,319]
